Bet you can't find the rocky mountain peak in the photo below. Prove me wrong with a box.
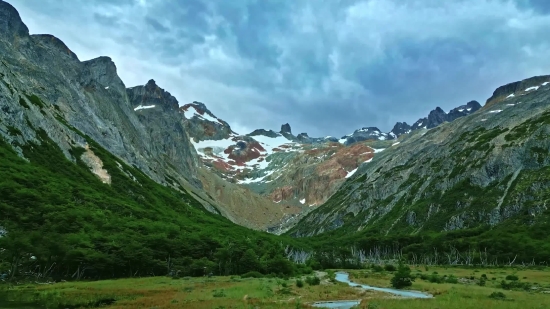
[485,75,550,108]
[390,122,411,136]
[128,80,179,112]
[32,34,79,61]
[0,0,29,41]
[281,123,292,134]
[81,56,122,88]
[248,129,279,138]
[466,100,481,109]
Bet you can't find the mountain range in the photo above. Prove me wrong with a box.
[1,0,550,259]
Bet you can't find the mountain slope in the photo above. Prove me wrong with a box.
[0,0,301,231]
[289,75,550,237]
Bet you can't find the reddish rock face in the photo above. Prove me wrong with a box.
[269,186,295,203]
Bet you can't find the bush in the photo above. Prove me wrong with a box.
[446,275,459,284]
[306,276,321,286]
[489,292,506,300]
[241,271,263,278]
[390,262,415,289]
[500,280,530,291]
[296,279,304,288]
[505,275,519,281]
[428,274,443,283]
[478,277,486,286]
[384,264,397,272]
[372,265,384,272]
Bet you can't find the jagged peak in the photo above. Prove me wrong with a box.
[280,123,292,134]
[0,0,29,41]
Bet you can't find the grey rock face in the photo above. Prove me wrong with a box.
[0,0,203,196]
[487,75,550,104]
[0,0,28,41]
[290,75,550,237]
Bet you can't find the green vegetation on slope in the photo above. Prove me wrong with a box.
[0,122,309,281]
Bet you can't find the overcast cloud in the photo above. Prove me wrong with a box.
[9,0,550,137]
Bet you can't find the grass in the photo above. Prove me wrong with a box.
[347,266,550,309]
[1,272,383,309]
[3,266,550,308]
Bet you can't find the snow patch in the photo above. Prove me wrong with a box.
[373,148,385,153]
[134,105,155,111]
[525,86,539,92]
[458,109,464,112]
[480,119,487,122]
[487,110,502,114]
[392,142,400,146]
[104,86,109,89]
[542,82,549,86]
[506,93,515,98]
[238,170,274,184]
[299,198,305,204]
[345,167,358,178]
[467,108,472,111]
[506,103,515,106]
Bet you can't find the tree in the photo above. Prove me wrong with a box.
[239,249,260,274]
[390,261,415,289]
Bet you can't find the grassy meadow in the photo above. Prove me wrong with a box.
[2,266,550,308]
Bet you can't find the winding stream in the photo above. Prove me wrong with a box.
[312,272,432,309]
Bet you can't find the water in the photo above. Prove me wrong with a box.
[334,272,433,299]
[311,272,432,309]
[312,300,361,308]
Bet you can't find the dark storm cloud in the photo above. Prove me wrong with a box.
[10,0,550,137]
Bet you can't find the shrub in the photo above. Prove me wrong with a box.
[428,274,443,283]
[481,274,487,279]
[390,262,415,289]
[505,275,519,281]
[446,275,459,284]
[489,292,506,300]
[306,276,321,286]
[384,264,397,272]
[241,271,263,278]
[372,265,384,272]
[478,277,486,286]
[296,279,304,288]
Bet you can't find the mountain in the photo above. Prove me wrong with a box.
[288,75,550,237]
[178,96,483,233]
[337,101,481,145]
[0,0,311,282]
[0,0,300,232]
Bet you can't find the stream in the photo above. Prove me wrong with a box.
[311,272,432,309]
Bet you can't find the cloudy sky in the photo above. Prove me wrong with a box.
[10,0,550,137]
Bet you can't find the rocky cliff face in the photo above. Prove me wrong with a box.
[0,0,300,231]
[289,76,550,237]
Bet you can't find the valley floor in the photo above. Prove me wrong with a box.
[2,266,550,308]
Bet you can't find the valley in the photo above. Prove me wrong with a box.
[3,266,550,309]
[2,0,550,308]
